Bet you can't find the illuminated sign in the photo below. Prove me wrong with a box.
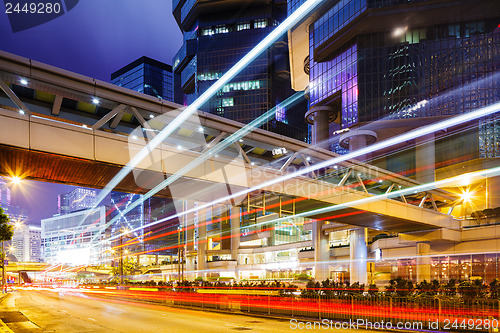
[333,128,350,135]
[272,147,288,155]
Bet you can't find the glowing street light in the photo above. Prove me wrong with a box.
[461,190,474,202]
[393,26,407,37]
[13,220,23,229]
[10,176,21,185]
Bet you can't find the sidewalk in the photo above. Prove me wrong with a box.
[0,294,14,333]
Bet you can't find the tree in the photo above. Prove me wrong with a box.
[0,208,12,242]
[111,257,139,282]
[0,207,13,293]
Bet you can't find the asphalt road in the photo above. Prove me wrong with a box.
[0,290,385,333]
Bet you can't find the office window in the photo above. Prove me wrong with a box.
[237,22,250,31]
[254,19,268,29]
[201,27,214,36]
[222,98,234,107]
[215,24,229,34]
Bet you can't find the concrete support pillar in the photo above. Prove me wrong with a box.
[313,220,329,281]
[155,255,159,265]
[197,207,207,278]
[305,106,334,150]
[313,109,330,150]
[184,200,196,280]
[186,256,196,280]
[349,228,367,285]
[416,242,431,283]
[416,133,435,184]
[339,129,377,162]
[231,206,241,282]
[349,134,370,152]
[487,176,500,209]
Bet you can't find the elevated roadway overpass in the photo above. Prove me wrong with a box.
[0,50,460,234]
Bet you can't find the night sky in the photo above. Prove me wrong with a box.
[0,0,183,224]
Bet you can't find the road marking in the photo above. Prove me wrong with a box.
[88,318,96,321]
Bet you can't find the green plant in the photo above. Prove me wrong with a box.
[294,273,311,281]
[416,279,441,297]
[368,283,379,296]
[490,279,500,299]
[458,279,487,299]
[444,279,457,297]
[386,277,413,297]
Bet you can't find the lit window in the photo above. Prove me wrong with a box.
[198,72,221,81]
[215,25,229,34]
[202,28,214,36]
[222,98,234,107]
[254,19,267,29]
[221,80,262,93]
[275,104,287,123]
[237,22,250,31]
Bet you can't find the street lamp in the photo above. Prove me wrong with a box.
[10,176,21,185]
[118,228,132,285]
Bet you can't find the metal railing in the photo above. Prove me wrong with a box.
[88,285,500,332]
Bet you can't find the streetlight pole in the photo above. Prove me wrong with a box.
[120,235,123,285]
[2,240,4,294]
[118,228,131,285]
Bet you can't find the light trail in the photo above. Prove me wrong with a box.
[85,0,324,227]
[95,100,500,247]
[102,165,500,263]
[235,165,500,233]
[92,90,305,242]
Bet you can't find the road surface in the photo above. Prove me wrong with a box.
[0,289,386,332]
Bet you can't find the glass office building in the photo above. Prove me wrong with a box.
[111,56,174,102]
[172,0,308,142]
[109,192,180,257]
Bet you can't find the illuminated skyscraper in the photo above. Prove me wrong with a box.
[57,188,97,215]
[111,56,174,102]
[172,0,308,141]
[0,177,11,209]
[41,206,107,264]
[109,192,179,257]
[288,0,500,160]
[12,225,41,262]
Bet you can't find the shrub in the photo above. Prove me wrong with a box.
[368,283,379,296]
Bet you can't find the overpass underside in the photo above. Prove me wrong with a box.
[0,50,461,236]
[0,136,455,233]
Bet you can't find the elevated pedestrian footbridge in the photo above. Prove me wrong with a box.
[0,51,459,233]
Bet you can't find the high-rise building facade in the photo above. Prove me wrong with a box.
[41,206,108,264]
[12,225,41,262]
[57,193,70,215]
[57,188,97,215]
[172,0,309,142]
[284,0,500,283]
[289,0,499,164]
[109,192,179,257]
[0,177,10,209]
[111,56,174,102]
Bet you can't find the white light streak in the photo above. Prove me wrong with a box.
[85,0,324,231]
[96,101,500,246]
